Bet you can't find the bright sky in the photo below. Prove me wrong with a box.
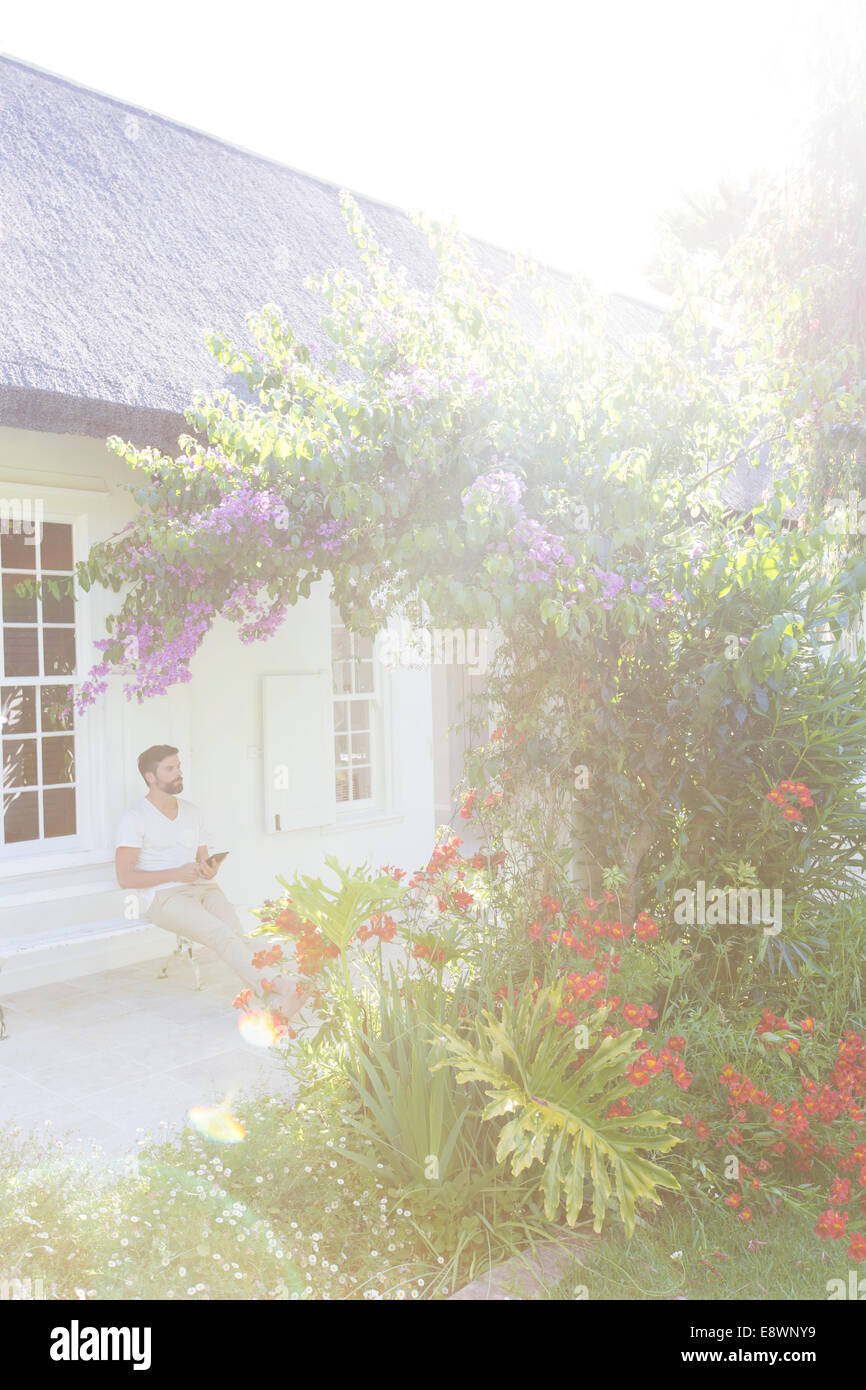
[2,0,864,300]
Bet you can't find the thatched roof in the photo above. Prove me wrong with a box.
[0,55,665,454]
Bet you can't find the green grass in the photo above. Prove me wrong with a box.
[537,1194,836,1301]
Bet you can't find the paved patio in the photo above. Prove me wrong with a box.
[0,948,298,1163]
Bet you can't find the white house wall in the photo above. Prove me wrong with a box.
[0,427,435,986]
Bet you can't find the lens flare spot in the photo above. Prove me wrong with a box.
[188,1098,246,1144]
[237,1008,280,1048]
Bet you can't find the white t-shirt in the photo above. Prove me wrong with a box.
[115,797,207,913]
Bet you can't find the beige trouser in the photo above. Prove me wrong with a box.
[148,882,263,991]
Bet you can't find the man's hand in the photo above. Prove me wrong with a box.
[197,857,218,880]
[176,861,204,883]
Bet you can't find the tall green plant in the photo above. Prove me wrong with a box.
[337,968,486,1189]
[432,979,682,1235]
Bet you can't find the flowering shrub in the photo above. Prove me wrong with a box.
[246,833,694,1234]
[433,970,682,1235]
[678,1011,866,1263]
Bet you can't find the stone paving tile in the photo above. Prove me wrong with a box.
[163,1047,294,1105]
[73,1010,202,1050]
[0,956,297,1156]
[0,1022,107,1076]
[19,1051,152,1101]
[0,979,94,1012]
[78,1072,201,1127]
[142,993,238,1026]
[24,992,142,1027]
[111,1025,245,1075]
[0,1077,60,1126]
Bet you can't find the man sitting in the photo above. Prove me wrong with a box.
[115,744,303,1019]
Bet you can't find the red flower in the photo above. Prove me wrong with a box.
[381,864,406,882]
[670,1065,693,1090]
[668,1036,686,1053]
[634,912,658,940]
[528,921,543,940]
[848,1232,866,1263]
[815,1208,848,1240]
[622,1002,657,1027]
[605,1097,632,1118]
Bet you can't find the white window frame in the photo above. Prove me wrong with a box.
[0,501,103,865]
[330,602,390,817]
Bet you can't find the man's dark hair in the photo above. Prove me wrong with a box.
[137,744,179,784]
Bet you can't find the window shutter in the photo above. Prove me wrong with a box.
[262,672,336,832]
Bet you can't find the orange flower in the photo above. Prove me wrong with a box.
[849,1232,866,1263]
[815,1208,848,1240]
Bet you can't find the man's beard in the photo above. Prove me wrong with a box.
[159,776,182,793]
